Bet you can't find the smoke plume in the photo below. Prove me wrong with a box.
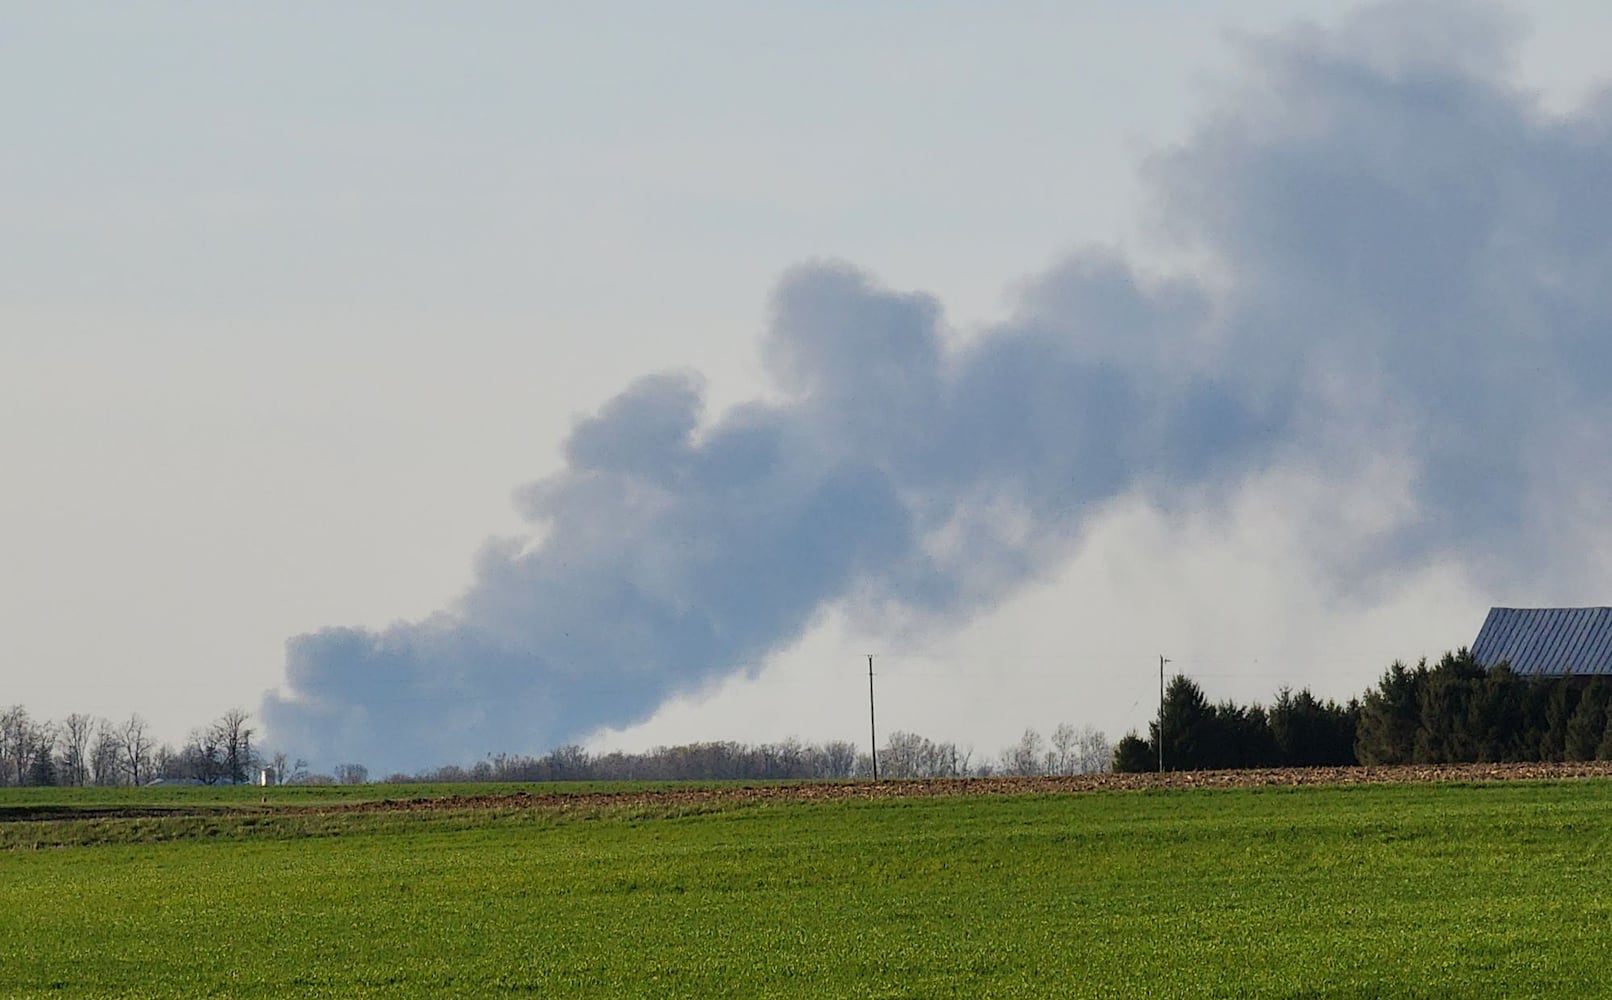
[263,2,1612,771]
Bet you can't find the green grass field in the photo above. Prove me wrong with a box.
[4,779,1612,997]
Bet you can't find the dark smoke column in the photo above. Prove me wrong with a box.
[265,3,1612,772]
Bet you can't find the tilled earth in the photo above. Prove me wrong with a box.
[23,760,1612,824]
[353,760,1612,814]
[11,760,1612,824]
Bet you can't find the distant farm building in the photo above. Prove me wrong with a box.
[1471,607,1612,677]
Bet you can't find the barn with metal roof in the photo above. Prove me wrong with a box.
[1470,607,1612,677]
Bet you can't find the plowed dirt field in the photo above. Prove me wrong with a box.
[14,760,1612,825]
[359,759,1612,813]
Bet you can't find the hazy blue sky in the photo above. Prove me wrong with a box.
[7,3,1612,771]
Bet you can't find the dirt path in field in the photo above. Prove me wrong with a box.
[12,761,1612,824]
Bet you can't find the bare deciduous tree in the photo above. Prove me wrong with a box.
[1050,722,1078,775]
[815,740,858,779]
[60,713,94,786]
[0,705,33,786]
[119,714,154,786]
[1075,725,1113,775]
[1002,728,1045,776]
[180,726,224,784]
[90,719,122,786]
[213,708,255,784]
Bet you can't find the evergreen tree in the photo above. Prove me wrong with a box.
[1215,701,1277,769]
[1112,733,1153,773]
[1466,665,1526,762]
[1594,703,1612,760]
[25,724,56,786]
[1356,660,1423,764]
[1564,679,1610,761]
[1270,688,1357,766]
[1159,675,1217,770]
[1413,651,1486,763]
[1539,679,1579,762]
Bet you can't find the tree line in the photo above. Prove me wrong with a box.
[0,706,321,787]
[0,702,1111,787]
[1112,649,1612,772]
[391,724,1112,784]
[1354,649,1612,764]
[23,647,1612,782]
[1112,677,1359,772]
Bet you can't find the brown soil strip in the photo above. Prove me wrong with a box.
[12,761,1612,825]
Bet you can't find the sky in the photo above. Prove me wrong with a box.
[7,2,1612,774]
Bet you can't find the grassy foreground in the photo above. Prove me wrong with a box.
[3,779,1612,997]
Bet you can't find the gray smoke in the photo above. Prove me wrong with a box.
[263,2,1612,771]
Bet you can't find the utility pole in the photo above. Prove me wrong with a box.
[1159,655,1171,774]
[868,654,879,782]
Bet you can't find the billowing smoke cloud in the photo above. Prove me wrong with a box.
[263,2,1612,771]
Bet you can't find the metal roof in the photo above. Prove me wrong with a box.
[1470,607,1612,676]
